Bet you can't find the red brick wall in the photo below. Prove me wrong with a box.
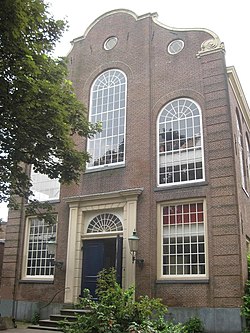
[1,10,248,311]
[0,241,5,285]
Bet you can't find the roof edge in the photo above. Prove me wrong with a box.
[71,9,158,44]
[152,15,225,56]
[70,9,225,57]
[152,15,217,39]
[227,66,250,128]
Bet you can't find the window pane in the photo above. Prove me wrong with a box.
[158,98,204,186]
[30,166,60,201]
[26,218,56,277]
[88,70,127,168]
[236,113,246,188]
[162,202,206,277]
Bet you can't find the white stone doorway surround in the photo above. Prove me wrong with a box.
[63,188,143,304]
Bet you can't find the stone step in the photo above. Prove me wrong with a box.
[28,325,62,331]
[50,314,77,322]
[27,307,92,332]
[60,308,92,316]
[39,319,60,328]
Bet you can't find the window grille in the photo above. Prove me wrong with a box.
[26,218,56,277]
[162,202,206,277]
[158,98,204,185]
[246,136,250,186]
[87,213,123,233]
[87,69,127,168]
[236,112,246,189]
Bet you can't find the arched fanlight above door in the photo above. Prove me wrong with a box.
[87,213,123,233]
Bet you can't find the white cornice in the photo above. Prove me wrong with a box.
[227,66,250,129]
[152,14,225,57]
[64,188,144,204]
[71,9,157,44]
[70,9,225,59]
[152,14,216,38]
[71,8,225,57]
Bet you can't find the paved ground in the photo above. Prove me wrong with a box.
[0,317,61,333]
[2,322,56,333]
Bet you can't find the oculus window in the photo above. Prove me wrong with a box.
[167,39,184,55]
[157,98,204,186]
[160,201,207,278]
[87,69,127,168]
[104,37,118,50]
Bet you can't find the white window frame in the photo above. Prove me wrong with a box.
[236,112,246,190]
[245,136,250,188]
[157,199,208,281]
[87,213,123,234]
[167,39,184,55]
[87,69,127,169]
[157,98,205,186]
[22,217,57,281]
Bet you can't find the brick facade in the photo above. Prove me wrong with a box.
[1,9,250,333]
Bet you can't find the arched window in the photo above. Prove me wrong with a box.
[157,98,204,185]
[236,111,246,189]
[87,213,123,233]
[87,69,127,168]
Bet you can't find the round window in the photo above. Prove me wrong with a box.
[167,39,184,55]
[104,36,118,50]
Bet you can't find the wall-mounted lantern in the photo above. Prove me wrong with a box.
[47,235,63,270]
[128,230,144,267]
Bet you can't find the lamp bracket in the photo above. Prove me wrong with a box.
[135,258,144,268]
[49,258,64,270]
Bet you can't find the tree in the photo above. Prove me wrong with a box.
[0,0,99,214]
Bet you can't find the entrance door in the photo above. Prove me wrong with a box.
[81,236,123,297]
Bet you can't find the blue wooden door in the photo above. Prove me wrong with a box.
[81,237,122,297]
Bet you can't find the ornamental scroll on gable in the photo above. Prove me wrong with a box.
[197,36,225,58]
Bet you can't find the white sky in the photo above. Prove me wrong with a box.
[49,0,250,103]
[1,0,249,222]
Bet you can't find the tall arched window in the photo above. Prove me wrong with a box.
[157,98,204,185]
[87,69,127,168]
[236,111,246,189]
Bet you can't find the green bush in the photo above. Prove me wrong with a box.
[31,311,40,325]
[242,254,250,329]
[184,317,204,333]
[247,254,250,279]
[61,268,202,333]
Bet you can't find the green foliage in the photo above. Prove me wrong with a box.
[97,268,167,328]
[242,280,250,328]
[247,254,250,278]
[31,311,40,325]
[0,0,100,215]
[129,318,188,333]
[61,268,205,333]
[184,317,204,333]
[241,254,250,329]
